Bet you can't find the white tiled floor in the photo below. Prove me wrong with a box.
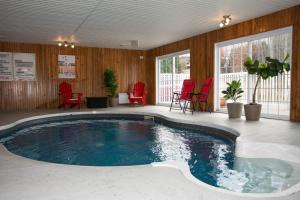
[0,105,300,200]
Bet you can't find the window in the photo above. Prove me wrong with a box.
[215,27,292,119]
[156,50,190,104]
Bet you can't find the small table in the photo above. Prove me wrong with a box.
[86,97,108,108]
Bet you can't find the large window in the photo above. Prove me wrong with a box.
[156,50,190,104]
[215,27,292,119]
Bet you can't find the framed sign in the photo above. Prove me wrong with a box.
[13,53,36,80]
[0,52,13,81]
[58,55,76,79]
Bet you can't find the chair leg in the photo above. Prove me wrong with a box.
[198,102,202,112]
[207,101,211,113]
[179,99,183,110]
[169,94,175,111]
[191,101,195,115]
[182,101,187,113]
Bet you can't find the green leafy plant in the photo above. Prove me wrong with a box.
[104,68,118,98]
[222,80,244,102]
[244,54,290,104]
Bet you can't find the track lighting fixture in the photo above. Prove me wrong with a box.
[220,15,231,28]
[57,41,75,48]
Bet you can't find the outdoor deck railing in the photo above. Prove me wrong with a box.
[218,72,290,105]
[158,73,190,103]
[158,72,290,115]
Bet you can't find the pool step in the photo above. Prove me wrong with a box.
[144,115,154,121]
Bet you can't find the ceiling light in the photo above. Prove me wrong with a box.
[225,16,231,23]
[219,15,231,28]
[58,40,75,48]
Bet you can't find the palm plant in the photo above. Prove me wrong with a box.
[104,68,118,98]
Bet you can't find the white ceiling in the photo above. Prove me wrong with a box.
[0,0,300,50]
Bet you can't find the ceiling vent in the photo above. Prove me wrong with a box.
[120,40,139,48]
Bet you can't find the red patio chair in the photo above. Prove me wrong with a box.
[169,79,195,113]
[127,82,147,106]
[190,77,213,114]
[58,82,83,109]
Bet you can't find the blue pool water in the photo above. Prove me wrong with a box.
[1,119,299,193]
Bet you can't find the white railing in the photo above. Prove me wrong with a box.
[219,72,291,116]
[158,73,190,103]
[158,72,290,116]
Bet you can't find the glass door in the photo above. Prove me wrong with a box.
[157,51,190,105]
[215,27,292,119]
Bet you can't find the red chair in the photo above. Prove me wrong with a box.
[58,82,83,109]
[190,77,213,113]
[169,79,196,113]
[127,82,147,106]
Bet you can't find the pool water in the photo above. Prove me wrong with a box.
[1,119,299,193]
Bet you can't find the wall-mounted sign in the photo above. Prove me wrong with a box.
[0,52,13,81]
[58,55,76,79]
[13,53,36,80]
[0,52,36,81]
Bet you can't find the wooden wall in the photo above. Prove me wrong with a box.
[146,5,300,122]
[1,5,300,121]
[0,43,146,111]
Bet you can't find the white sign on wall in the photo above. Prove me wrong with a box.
[58,55,76,79]
[0,52,13,81]
[0,52,36,81]
[13,53,36,80]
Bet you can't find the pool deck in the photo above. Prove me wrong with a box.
[1,105,300,200]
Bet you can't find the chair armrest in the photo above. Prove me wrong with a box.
[72,92,83,99]
[173,92,181,95]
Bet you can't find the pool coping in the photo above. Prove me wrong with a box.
[0,110,300,199]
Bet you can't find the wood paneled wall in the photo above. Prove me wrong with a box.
[146,5,300,122]
[0,43,146,111]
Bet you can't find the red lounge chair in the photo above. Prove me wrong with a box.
[127,82,147,106]
[190,77,213,113]
[169,79,195,113]
[58,82,83,109]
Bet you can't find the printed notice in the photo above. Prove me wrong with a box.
[0,52,13,81]
[13,53,36,80]
[58,55,76,79]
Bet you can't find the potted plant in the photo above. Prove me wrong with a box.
[104,68,118,107]
[222,80,244,118]
[243,54,290,121]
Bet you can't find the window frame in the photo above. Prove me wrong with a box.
[156,49,190,105]
[214,26,292,120]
